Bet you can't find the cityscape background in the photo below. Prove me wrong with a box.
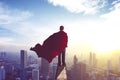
[1,50,120,80]
[0,0,120,80]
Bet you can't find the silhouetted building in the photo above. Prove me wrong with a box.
[28,55,34,65]
[32,69,39,80]
[21,50,27,69]
[107,60,112,71]
[89,52,92,67]
[89,52,97,68]
[5,63,14,80]
[20,50,27,80]
[93,53,97,68]
[0,66,5,80]
[52,63,57,80]
[40,58,49,79]
[72,56,87,80]
[74,62,86,80]
[73,55,78,65]
[0,52,7,59]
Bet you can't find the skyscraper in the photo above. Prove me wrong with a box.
[72,62,87,80]
[32,69,39,80]
[0,66,5,80]
[72,55,87,80]
[79,62,86,80]
[40,58,49,78]
[93,53,97,68]
[107,60,112,71]
[89,52,97,68]
[89,52,92,67]
[0,52,7,60]
[52,63,57,80]
[73,55,78,65]
[20,50,27,80]
[21,50,27,69]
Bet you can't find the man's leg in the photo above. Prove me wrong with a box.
[62,49,66,66]
[58,54,61,66]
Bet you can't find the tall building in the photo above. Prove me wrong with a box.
[0,66,5,80]
[32,69,39,80]
[21,50,27,69]
[52,63,57,80]
[20,50,27,80]
[73,55,78,65]
[72,56,87,80]
[5,63,14,79]
[0,52,7,60]
[89,52,97,68]
[72,62,87,80]
[118,56,120,72]
[79,62,87,80]
[107,60,112,71]
[89,52,92,67]
[28,55,33,65]
[40,58,49,78]
[93,53,97,68]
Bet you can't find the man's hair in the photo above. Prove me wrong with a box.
[60,25,64,31]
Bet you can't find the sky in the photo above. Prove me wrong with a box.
[0,0,120,56]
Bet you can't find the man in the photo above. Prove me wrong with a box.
[30,25,68,63]
[58,25,68,66]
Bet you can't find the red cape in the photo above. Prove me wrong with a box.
[30,31,68,63]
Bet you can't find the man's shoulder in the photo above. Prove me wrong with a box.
[52,31,67,37]
[59,31,67,34]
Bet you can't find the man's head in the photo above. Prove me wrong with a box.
[60,25,64,31]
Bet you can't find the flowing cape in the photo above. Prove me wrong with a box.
[30,31,68,63]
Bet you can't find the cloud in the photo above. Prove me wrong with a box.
[48,0,107,15]
[0,2,32,25]
[0,2,51,39]
[60,1,120,53]
[0,2,36,45]
[89,1,120,51]
[0,21,56,46]
[101,1,120,25]
[112,0,120,5]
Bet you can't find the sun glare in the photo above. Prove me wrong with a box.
[88,27,120,54]
[67,21,120,54]
[92,39,120,54]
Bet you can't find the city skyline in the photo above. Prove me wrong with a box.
[0,0,120,56]
[1,50,120,80]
